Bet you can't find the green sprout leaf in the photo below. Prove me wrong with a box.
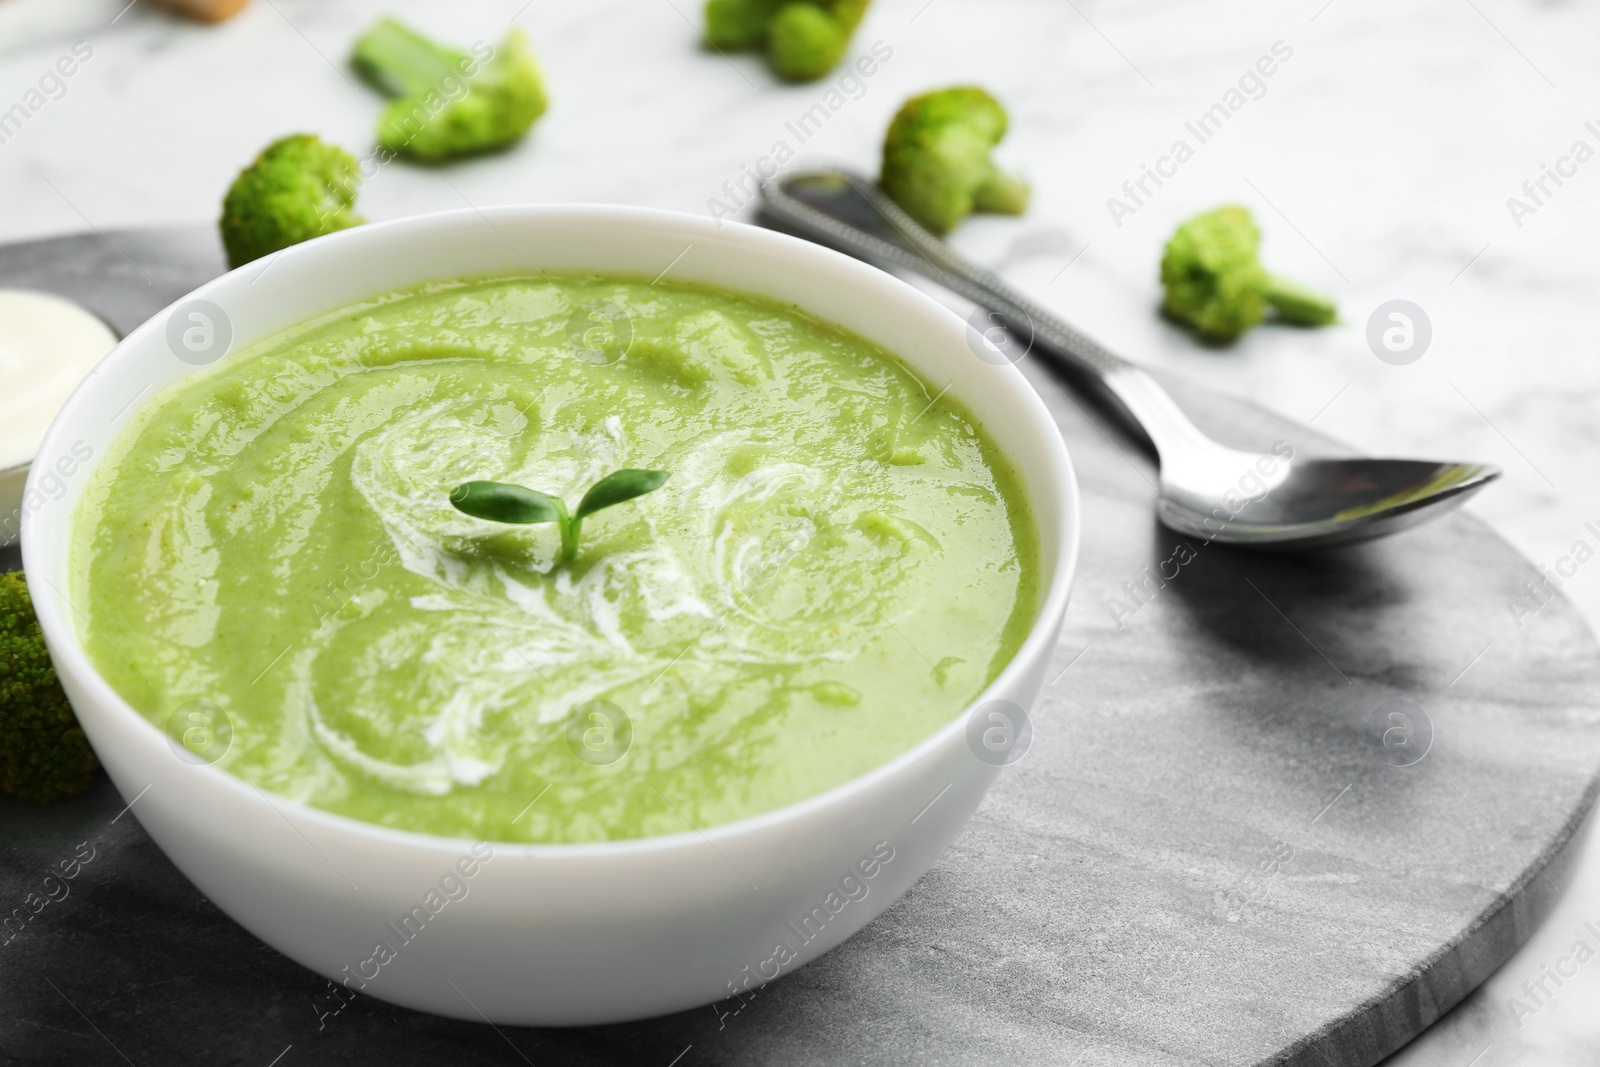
[449,481,566,525]
[576,469,670,519]
[449,470,668,564]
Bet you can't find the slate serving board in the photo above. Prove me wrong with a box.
[2,228,1597,1067]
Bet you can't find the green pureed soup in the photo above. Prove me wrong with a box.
[75,274,1039,843]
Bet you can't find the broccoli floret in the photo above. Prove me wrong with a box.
[219,134,364,270]
[0,572,96,803]
[703,0,869,82]
[353,18,548,163]
[1160,205,1338,343]
[879,86,1030,235]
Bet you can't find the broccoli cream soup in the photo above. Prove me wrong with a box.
[75,275,1039,843]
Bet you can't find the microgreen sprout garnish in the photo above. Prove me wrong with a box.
[449,470,669,563]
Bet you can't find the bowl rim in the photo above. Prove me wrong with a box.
[23,204,1081,861]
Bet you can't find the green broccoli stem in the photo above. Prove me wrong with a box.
[1265,276,1338,327]
[705,0,777,49]
[972,167,1031,217]
[353,18,467,99]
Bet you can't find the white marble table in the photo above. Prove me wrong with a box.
[1,0,1597,1061]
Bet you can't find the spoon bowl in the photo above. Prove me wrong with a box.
[761,170,1499,550]
[1159,452,1499,549]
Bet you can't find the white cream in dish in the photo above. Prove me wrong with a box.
[0,289,117,468]
[0,289,116,539]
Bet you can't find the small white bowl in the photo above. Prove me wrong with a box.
[23,206,1078,1026]
[0,288,119,547]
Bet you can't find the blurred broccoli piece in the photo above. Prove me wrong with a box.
[768,1,864,80]
[0,572,96,803]
[704,0,869,82]
[1160,205,1338,343]
[352,18,548,163]
[219,134,365,270]
[706,0,781,48]
[879,86,1030,235]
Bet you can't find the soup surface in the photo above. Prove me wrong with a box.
[75,274,1039,842]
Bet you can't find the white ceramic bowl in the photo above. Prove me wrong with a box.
[22,206,1078,1026]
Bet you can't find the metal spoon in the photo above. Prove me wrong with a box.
[759,170,1499,550]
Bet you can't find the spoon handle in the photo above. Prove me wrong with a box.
[760,172,1213,461]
